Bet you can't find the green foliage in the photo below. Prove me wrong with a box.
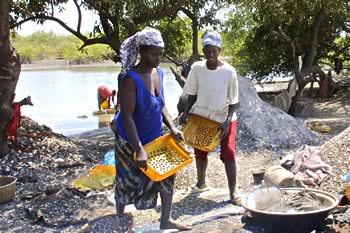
[10,0,69,27]
[181,0,234,29]
[10,0,193,59]
[222,7,256,76]
[224,1,350,79]
[12,31,112,64]
[154,16,192,60]
[60,41,112,64]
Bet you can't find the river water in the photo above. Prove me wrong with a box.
[15,65,183,136]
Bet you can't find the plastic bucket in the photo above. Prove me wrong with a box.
[101,100,109,110]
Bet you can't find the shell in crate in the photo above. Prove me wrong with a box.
[182,114,221,152]
[136,134,193,181]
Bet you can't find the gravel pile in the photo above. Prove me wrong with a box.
[0,117,116,232]
[319,126,350,193]
[0,116,107,193]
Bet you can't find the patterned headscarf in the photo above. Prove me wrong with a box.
[202,31,222,48]
[120,27,164,73]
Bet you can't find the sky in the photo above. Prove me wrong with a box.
[16,1,99,36]
[15,1,234,36]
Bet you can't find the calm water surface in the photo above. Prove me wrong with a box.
[16,65,183,136]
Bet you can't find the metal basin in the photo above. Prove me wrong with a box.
[0,176,17,203]
[242,188,338,233]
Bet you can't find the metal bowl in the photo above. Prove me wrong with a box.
[241,187,338,233]
[0,176,17,203]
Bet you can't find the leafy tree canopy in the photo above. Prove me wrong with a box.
[10,0,189,57]
[225,0,350,79]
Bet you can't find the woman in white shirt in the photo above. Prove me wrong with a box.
[179,30,240,205]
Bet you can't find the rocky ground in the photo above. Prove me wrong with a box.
[0,84,350,233]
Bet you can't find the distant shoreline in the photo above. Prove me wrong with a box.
[21,59,119,71]
[20,59,292,93]
[20,59,177,71]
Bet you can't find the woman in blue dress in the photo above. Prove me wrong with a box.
[114,27,191,231]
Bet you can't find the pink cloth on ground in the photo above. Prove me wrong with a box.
[291,145,331,186]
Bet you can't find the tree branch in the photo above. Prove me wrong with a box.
[133,0,186,25]
[98,10,112,36]
[165,54,181,66]
[163,0,169,11]
[73,0,82,33]
[301,7,327,75]
[180,7,195,20]
[313,65,328,82]
[12,15,87,42]
[50,0,54,16]
[97,9,121,54]
[79,37,109,50]
[269,28,300,75]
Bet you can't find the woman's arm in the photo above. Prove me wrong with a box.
[120,76,147,168]
[220,104,238,138]
[162,106,176,131]
[162,106,184,141]
[178,94,197,125]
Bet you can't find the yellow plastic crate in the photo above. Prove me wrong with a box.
[182,114,222,152]
[136,134,193,181]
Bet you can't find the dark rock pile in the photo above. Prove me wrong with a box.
[236,76,321,151]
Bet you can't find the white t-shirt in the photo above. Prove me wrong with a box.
[183,60,239,123]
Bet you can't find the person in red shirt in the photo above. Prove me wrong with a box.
[97,85,117,111]
[6,95,33,139]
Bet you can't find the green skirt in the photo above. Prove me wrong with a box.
[114,133,175,210]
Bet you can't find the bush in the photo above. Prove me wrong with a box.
[12,31,113,64]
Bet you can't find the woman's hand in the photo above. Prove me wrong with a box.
[135,147,148,169]
[171,127,185,142]
[179,112,188,125]
[220,121,231,139]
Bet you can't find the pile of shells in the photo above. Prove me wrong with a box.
[0,116,107,193]
[319,126,350,193]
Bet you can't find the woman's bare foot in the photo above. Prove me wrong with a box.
[230,194,242,206]
[160,219,191,231]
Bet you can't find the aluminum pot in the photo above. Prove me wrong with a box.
[241,188,338,233]
[0,176,17,203]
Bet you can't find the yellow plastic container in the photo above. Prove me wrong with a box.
[73,164,116,190]
[346,184,350,200]
[100,99,109,110]
[308,122,332,133]
[93,110,105,115]
[106,108,117,114]
[182,114,222,152]
[136,134,193,181]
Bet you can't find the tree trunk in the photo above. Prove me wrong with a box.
[192,18,199,57]
[0,0,21,158]
[319,70,336,98]
[289,81,307,116]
